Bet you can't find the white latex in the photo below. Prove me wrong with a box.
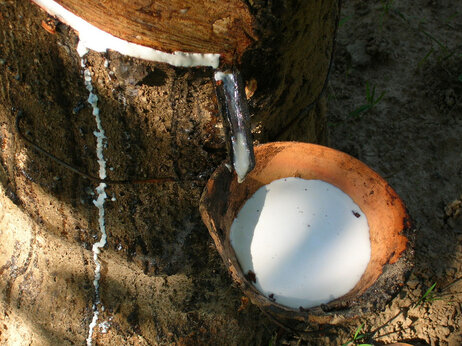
[233,132,251,183]
[82,62,108,345]
[230,178,371,309]
[32,0,220,68]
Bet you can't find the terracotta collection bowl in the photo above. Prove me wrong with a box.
[200,142,414,324]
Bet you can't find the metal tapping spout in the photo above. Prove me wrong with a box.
[214,69,256,183]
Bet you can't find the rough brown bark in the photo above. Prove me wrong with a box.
[0,0,339,344]
[242,1,338,143]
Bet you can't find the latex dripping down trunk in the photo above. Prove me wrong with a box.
[214,69,256,183]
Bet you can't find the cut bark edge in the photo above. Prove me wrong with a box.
[31,0,259,67]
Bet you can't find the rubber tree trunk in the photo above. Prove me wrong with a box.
[0,0,339,344]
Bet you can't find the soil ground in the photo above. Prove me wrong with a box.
[324,1,462,345]
[0,0,461,345]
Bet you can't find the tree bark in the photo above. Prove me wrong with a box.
[0,0,339,344]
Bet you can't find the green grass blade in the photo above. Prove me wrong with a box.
[393,8,408,22]
[354,323,365,339]
[417,47,434,69]
[365,82,371,102]
[373,91,387,106]
[370,85,376,103]
[415,282,437,307]
[355,334,367,340]
[339,16,352,28]
[421,30,449,53]
[349,104,372,118]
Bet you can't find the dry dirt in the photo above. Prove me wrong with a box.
[0,0,461,345]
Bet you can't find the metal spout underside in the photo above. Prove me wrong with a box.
[214,69,255,183]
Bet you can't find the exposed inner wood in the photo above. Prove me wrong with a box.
[53,0,256,64]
